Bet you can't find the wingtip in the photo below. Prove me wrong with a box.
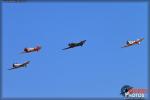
[20,51,26,54]
[8,68,12,70]
[62,49,66,50]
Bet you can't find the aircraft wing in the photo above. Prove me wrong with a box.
[8,67,20,70]
[20,51,26,54]
[121,45,130,48]
[62,47,72,50]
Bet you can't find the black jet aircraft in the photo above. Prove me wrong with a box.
[62,40,86,50]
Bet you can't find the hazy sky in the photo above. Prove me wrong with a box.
[2,2,148,98]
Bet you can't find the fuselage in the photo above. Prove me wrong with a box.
[127,39,141,46]
[24,46,41,53]
[68,40,86,47]
[24,48,36,52]
[13,63,22,68]
[12,61,30,68]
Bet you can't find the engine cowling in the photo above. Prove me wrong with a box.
[24,48,28,52]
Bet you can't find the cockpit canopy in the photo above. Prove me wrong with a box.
[126,41,134,45]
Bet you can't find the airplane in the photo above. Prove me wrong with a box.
[8,61,30,70]
[121,38,144,48]
[62,40,86,50]
[20,45,41,54]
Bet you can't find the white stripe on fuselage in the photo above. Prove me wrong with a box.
[13,64,22,67]
[27,48,35,51]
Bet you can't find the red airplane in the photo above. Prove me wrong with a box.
[121,38,144,48]
[21,45,41,54]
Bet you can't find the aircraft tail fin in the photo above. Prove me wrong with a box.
[37,46,42,50]
[80,40,86,46]
[80,43,84,46]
